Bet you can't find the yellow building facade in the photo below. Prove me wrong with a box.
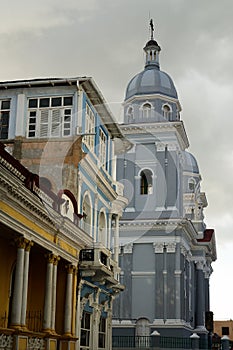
[0,77,130,350]
[214,320,233,340]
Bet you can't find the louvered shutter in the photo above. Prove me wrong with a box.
[51,109,61,137]
[39,110,49,137]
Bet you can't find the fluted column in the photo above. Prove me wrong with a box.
[64,264,75,335]
[51,256,60,331]
[72,266,78,335]
[21,241,33,327]
[11,237,31,327]
[43,253,55,331]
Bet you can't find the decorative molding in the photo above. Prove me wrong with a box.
[166,242,176,253]
[194,259,205,271]
[156,142,166,152]
[167,143,178,151]
[153,242,164,253]
[0,334,13,349]
[123,243,133,254]
[27,337,45,350]
[131,271,156,276]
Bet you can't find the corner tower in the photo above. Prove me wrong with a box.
[113,21,216,340]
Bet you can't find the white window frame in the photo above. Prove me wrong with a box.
[27,96,73,138]
[141,102,152,119]
[127,105,134,122]
[83,103,95,151]
[80,311,91,349]
[162,103,172,120]
[99,128,107,169]
[0,100,10,139]
[98,316,106,349]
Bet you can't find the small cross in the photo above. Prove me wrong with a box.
[150,19,154,39]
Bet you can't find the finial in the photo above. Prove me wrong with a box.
[149,19,154,40]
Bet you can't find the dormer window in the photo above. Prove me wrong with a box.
[140,169,153,195]
[142,103,152,119]
[162,104,171,120]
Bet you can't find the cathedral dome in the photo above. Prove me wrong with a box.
[125,68,178,100]
[125,25,178,101]
[183,151,199,174]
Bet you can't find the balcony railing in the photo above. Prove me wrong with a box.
[0,310,42,333]
[112,335,209,349]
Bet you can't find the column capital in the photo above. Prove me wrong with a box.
[153,242,164,253]
[123,243,133,254]
[53,255,60,266]
[66,264,76,274]
[25,241,34,252]
[45,253,58,264]
[195,259,205,271]
[15,237,30,249]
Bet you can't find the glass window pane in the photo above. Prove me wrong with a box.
[30,111,37,117]
[64,96,73,106]
[52,97,62,107]
[64,115,71,122]
[1,100,10,109]
[28,99,38,108]
[1,112,9,124]
[39,98,49,108]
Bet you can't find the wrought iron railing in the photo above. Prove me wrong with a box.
[112,335,207,349]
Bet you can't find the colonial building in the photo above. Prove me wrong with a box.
[214,320,233,340]
[0,77,130,349]
[113,24,217,339]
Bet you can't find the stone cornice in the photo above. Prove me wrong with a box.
[119,217,213,257]
[123,93,182,111]
[0,165,93,263]
[120,121,189,150]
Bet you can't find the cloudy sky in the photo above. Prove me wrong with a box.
[1,0,233,320]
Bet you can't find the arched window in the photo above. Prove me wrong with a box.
[127,106,134,122]
[98,211,107,245]
[162,104,171,119]
[140,169,153,195]
[142,103,152,119]
[188,178,196,192]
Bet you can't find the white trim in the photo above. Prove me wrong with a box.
[131,271,156,276]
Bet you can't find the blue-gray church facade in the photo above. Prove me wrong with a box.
[112,27,216,339]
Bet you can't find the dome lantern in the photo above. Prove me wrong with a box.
[143,19,161,70]
[124,20,179,102]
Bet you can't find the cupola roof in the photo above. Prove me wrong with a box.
[125,20,178,101]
